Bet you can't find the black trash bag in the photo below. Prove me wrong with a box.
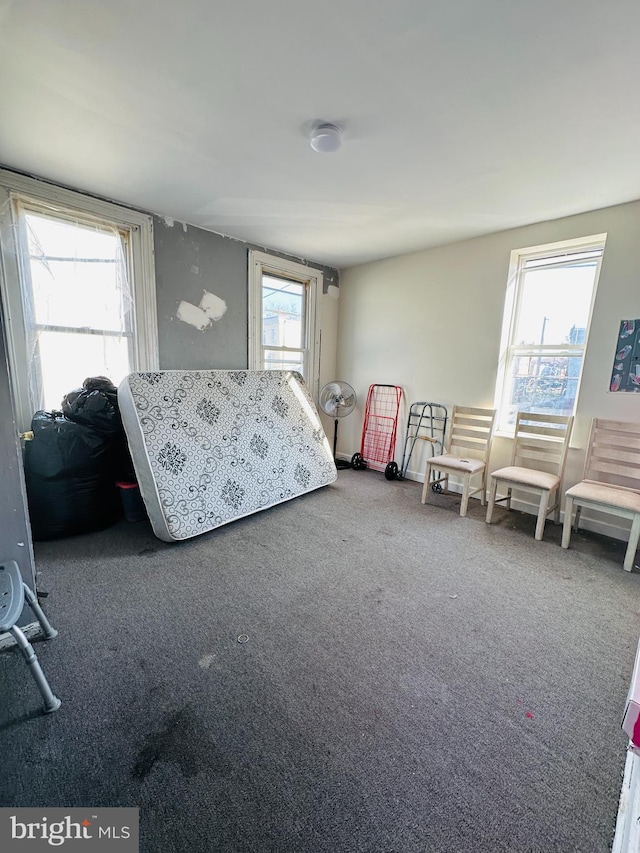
[61,376,121,434]
[24,410,122,541]
[62,375,135,482]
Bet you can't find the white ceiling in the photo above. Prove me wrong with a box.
[1,0,639,269]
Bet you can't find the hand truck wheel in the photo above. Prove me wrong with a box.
[431,481,443,493]
[351,453,366,470]
[384,461,399,480]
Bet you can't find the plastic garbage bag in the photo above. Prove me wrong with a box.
[62,375,135,482]
[24,410,121,541]
[61,376,121,434]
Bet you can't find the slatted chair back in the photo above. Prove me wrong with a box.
[511,412,574,478]
[422,405,496,517]
[581,418,640,491]
[447,406,496,463]
[562,418,640,570]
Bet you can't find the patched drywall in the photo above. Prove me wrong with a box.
[198,291,227,321]
[154,218,249,369]
[154,216,339,375]
[176,291,228,330]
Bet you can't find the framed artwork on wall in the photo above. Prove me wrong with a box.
[610,319,640,392]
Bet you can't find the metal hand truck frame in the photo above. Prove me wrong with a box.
[351,384,403,477]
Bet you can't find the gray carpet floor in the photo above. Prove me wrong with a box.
[1,469,639,852]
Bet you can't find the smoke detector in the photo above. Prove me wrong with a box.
[310,123,343,154]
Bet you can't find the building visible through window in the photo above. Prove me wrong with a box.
[248,250,321,397]
[495,236,605,432]
[261,275,305,374]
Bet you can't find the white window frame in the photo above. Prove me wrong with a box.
[494,233,606,436]
[248,250,321,398]
[0,169,158,429]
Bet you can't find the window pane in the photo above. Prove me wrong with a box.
[513,264,596,346]
[25,213,130,331]
[504,354,583,427]
[262,275,304,348]
[263,349,304,373]
[36,331,131,411]
[25,213,119,260]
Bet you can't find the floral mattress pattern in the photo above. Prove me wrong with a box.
[118,370,337,541]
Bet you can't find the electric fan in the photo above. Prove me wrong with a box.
[319,381,357,469]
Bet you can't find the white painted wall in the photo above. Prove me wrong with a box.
[316,282,340,442]
[336,199,640,540]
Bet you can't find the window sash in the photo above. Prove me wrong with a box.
[263,348,306,373]
[261,294,310,372]
[15,202,137,412]
[522,251,602,271]
[0,169,158,430]
[261,274,307,353]
[510,344,585,357]
[495,236,605,434]
[248,250,321,397]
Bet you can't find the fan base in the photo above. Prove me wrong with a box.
[335,459,352,470]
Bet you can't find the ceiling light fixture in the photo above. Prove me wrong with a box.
[310,123,343,154]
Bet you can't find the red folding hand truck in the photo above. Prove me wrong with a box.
[351,384,403,479]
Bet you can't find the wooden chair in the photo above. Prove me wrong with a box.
[562,418,640,572]
[421,406,496,517]
[486,412,574,541]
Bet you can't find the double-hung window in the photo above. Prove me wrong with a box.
[494,235,605,433]
[0,170,157,429]
[248,250,321,396]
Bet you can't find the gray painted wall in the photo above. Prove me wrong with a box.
[154,218,249,369]
[153,217,339,370]
[0,302,35,592]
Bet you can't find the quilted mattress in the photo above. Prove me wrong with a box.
[118,370,337,542]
